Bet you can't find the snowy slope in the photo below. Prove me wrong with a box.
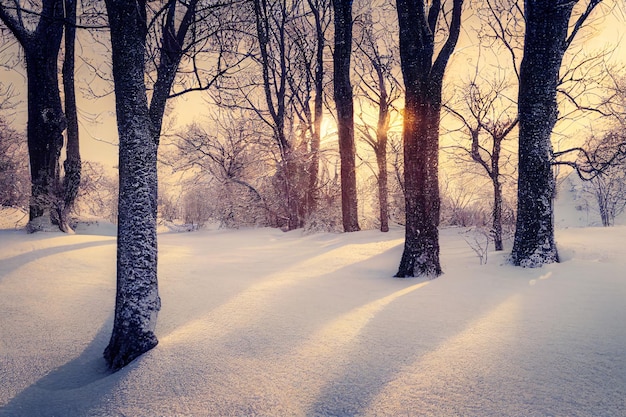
[1,222,625,416]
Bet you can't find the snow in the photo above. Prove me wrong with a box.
[1,215,625,417]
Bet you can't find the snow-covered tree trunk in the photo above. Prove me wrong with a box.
[103,0,160,370]
[510,0,575,267]
[492,176,504,251]
[333,0,360,232]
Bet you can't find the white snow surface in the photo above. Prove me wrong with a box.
[1,219,625,416]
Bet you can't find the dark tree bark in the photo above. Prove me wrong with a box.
[60,0,81,232]
[333,0,360,232]
[510,0,602,266]
[395,0,463,278]
[305,0,328,220]
[103,0,160,371]
[375,130,390,233]
[0,0,66,231]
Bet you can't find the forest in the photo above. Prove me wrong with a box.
[1,0,625,372]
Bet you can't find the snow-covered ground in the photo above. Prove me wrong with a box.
[1,211,625,416]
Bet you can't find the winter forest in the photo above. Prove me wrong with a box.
[1,0,626,415]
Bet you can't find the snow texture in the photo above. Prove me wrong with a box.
[1,210,625,416]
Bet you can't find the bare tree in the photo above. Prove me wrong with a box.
[333,0,360,232]
[445,77,517,250]
[353,5,402,232]
[0,0,66,230]
[290,0,331,220]
[169,112,270,226]
[219,0,330,230]
[578,131,626,226]
[247,0,307,229]
[510,0,604,267]
[104,0,240,370]
[103,0,161,370]
[60,0,81,232]
[0,117,29,208]
[395,0,463,278]
[73,161,118,222]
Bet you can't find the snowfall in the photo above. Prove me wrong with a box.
[1,178,625,417]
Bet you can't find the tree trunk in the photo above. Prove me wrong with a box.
[25,54,65,229]
[103,0,160,371]
[60,0,81,233]
[510,0,574,267]
[333,0,360,232]
[306,2,325,220]
[21,1,66,231]
[492,176,503,251]
[396,97,442,277]
[394,0,462,277]
[376,142,390,232]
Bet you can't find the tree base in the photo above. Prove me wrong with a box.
[26,211,59,233]
[395,251,442,278]
[104,331,158,371]
[510,248,559,268]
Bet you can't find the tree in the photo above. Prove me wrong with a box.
[103,0,161,370]
[510,0,603,267]
[221,0,329,230]
[0,117,29,208]
[578,131,626,226]
[333,0,360,232]
[305,0,331,221]
[60,0,81,232]
[445,77,518,251]
[170,113,270,227]
[0,0,66,230]
[285,0,331,221]
[104,0,237,369]
[394,0,463,278]
[248,0,305,230]
[353,6,402,233]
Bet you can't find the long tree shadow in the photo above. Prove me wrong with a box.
[0,239,115,283]
[156,230,405,345]
[305,266,526,416]
[0,317,122,417]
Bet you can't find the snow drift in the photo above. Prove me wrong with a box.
[1,218,625,416]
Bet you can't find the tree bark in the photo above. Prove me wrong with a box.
[395,0,463,277]
[492,176,503,251]
[376,140,390,232]
[60,0,81,233]
[510,0,575,267]
[333,0,360,232]
[375,61,391,233]
[103,0,160,371]
[0,0,66,230]
[306,0,327,220]
[396,97,442,277]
